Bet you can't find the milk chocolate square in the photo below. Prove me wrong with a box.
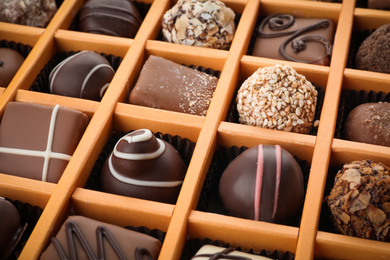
[129,55,218,116]
[252,14,335,65]
[0,102,89,183]
[193,245,272,259]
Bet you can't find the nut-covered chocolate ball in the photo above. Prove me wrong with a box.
[0,48,25,87]
[101,129,187,204]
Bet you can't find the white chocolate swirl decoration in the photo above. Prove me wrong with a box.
[108,129,184,187]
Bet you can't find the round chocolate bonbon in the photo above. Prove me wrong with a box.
[49,51,115,101]
[0,48,25,87]
[79,0,142,38]
[101,129,187,204]
[219,144,304,223]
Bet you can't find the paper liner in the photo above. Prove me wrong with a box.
[4,198,43,260]
[29,51,122,96]
[197,145,311,228]
[69,1,151,37]
[347,29,373,69]
[180,238,295,260]
[85,130,196,203]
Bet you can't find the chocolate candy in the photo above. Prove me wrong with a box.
[129,55,218,116]
[368,0,390,10]
[219,145,304,223]
[253,14,335,65]
[79,0,142,38]
[162,0,236,49]
[344,102,390,147]
[101,129,187,204]
[236,64,318,134]
[0,0,57,27]
[40,215,161,259]
[327,160,390,241]
[0,198,25,260]
[0,102,89,183]
[0,48,25,87]
[49,51,115,101]
[192,245,272,260]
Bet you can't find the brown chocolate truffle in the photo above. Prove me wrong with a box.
[40,215,161,260]
[0,102,89,183]
[79,0,142,38]
[253,14,335,65]
[219,145,304,224]
[0,48,25,87]
[327,160,390,241]
[162,0,236,49]
[49,51,115,101]
[129,55,218,116]
[344,102,390,147]
[101,129,187,204]
[0,198,25,260]
[355,23,390,74]
[0,0,57,28]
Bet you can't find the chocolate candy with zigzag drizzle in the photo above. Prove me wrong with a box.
[252,14,335,65]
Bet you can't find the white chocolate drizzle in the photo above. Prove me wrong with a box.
[0,105,72,182]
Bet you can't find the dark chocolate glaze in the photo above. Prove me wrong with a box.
[101,129,187,204]
[49,51,115,101]
[192,248,251,260]
[219,145,304,224]
[79,0,142,38]
[0,48,25,87]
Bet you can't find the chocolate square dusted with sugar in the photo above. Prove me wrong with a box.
[129,55,218,116]
[0,102,89,183]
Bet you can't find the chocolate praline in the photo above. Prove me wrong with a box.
[101,129,187,204]
[219,145,304,223]
[0,48,25,87]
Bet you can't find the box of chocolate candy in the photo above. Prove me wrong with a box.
[0,0,390,259]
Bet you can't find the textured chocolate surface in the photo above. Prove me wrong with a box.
[129,55,218,116]
[219,145,304,223]
[49,51,115,101]
[368,0,390,9]
[344,102,390,147]
[79,0,142,38]
[192,245,272,260]
[0,102,89,183]
[101,129,187,204]
[253,14,335,65]
[40,215,161,260]
[0,198,25,260]
[327,160,390,241]
[0,48,25,88]
[0,0,57,27]
[355,23,390,74]
[162,0,235,49]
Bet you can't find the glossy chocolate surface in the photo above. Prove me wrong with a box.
[129,55,218,116]
[219,145,304,223]
[49,51,115,101]
[40,215,161,260]
[101,129,187,204]
[0,102,89,183]
[79,0,142,38]
[253,14,335,65]
[345,102,390,147]
[192,245,272,260]
[0,48,25,87]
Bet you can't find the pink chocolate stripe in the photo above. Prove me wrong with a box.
[254,145,264,221]
[272,145,282,218]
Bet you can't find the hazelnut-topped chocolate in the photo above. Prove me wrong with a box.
[0,48,25,87]
[101,129,187,204]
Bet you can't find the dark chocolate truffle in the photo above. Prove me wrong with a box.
[162,0,236,49]
[0,0,57,28]
[0,48,25,87]
[344,102,390,147]
[79,0,142,38]
[219,144,304,224]
[0,102,89,183]
[49,51,115,101]
[101,129,187,204]
[0,198,25,260]
[327,160,390,241]
[129,55,218,116]
[40,215,161,260]
[252,14,335,65]
[355,23,390,74]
